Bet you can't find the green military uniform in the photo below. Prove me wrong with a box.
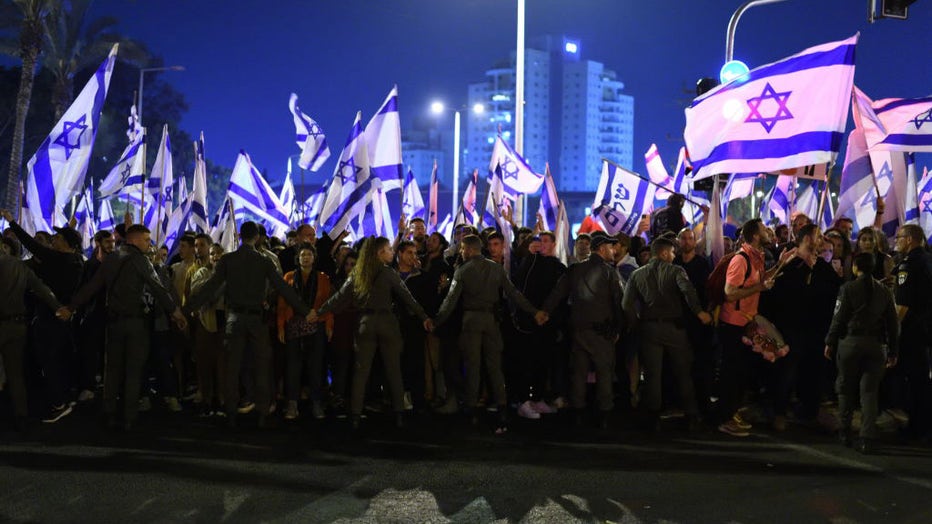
[318,265,428,417]
[71,244,176,426]
[185,243,309,421]
[435,254,538,412]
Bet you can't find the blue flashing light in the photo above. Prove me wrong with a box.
[719,60,750,84]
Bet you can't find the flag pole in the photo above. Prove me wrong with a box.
[601,157,707,207]
[300,166,306,223]
[228,198,239,245]
[816,163,832,226]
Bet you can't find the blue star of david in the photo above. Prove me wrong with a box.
[912,108,932,130]
[861,189,877,210]
[336,158,361,183]
[745,83,793,133]
[54,114,88,159]
[877,162,893,184]
[501,158,519,180]
[119,161,132,182]
[307,123,323,138]
[922,198,932,214]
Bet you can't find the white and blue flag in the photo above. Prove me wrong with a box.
[289,93,330,171]
[859,90,932,153]
[25,44,118,231]
[763,175,793,226]
[402,168,426,220]
[365,86,403,191]
[147,124,174,241]
[280,160,296,226]
[210,197,238,253]
[489,135,544,197]
[320,112,374,239]
[685,34,857,181]
[189,132,210,233]
[538,164,560,232]
[919,166,932,243]
[301,182,328,228]
[99,103,145,198]
[73,186,95,253]
[455,169,480,226]
[97,198,115,232]
[593,161,655,236]
[837,125,877,232]
[227,150,290,238]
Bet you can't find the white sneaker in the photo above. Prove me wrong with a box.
[284,401,299,420]
[403,392,414,411]
[517,401,541,420]
[77,389,95,402]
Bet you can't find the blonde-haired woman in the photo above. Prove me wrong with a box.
[312,237,432,428]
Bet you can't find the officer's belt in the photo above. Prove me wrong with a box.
[359,308,392,315]
[228,306,263,316]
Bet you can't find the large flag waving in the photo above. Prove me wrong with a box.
[227,150,290,237]
[99,103,145,198]
[97,198,115,232]
[685,34,857,181]
[592,161,654,235]
[860,91,932,153]
[365,85,403,191]
[289,93,331,171]
[25,44,118,231]
[148,124,174,242]
[538,164,560,231]
[319,112,373,239]
[489,135,545,196]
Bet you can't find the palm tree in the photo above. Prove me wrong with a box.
[41,0,147,120]
[1,0,52,212]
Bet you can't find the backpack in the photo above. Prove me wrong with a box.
[706,250,751,311]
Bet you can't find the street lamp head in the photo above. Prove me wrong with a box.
[430,101,445,115]
[170,65,185,71]
[472,103,485,115]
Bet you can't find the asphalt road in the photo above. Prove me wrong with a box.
[1,404,931,523]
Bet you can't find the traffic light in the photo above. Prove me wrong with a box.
[869,0,918,22]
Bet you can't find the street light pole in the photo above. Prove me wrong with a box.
[453,110,461,216]
[725,0,788,62]
[514,0,526,226]
[137,65,185,126]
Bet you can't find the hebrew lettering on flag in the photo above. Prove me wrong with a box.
[685,34,857,181]
[25,44,118,231]
[592,161,654,236]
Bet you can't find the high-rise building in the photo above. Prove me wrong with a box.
[465,36,634,194]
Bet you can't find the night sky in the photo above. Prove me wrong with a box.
[86,0,932,187]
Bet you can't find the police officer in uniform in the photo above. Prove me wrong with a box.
[0,237,63,431]
[892,224,932,441]
[185,221,311,427]
[623,237,712,431]
[541,231,624,428]
[312,236,432,428]
[824,252,899,454]
[66,225,187,430]
[434,234,545,428]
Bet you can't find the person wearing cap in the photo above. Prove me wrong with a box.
[622,237,712,432]
[1,210,84,423]
[541,231,625,428]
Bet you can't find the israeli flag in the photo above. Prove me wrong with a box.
[863,93,932,153]
[764,175,793,226]
[97,198,115,232]
[436,213,453,240]
[685,34,857,181]
[902,153,920,225]
[365,86,403,191]
[455,170,480,226]
[280,161,296,225]
[645,143,675,196]
[227,150,290,238]
[483,164,510,229]
[489,135,544,196]
[189,132,210,233]
[320,112,374,239]
[360,185,395,239]
[837,126,876,232]
[722,173,757,217]
[163,178,192,254]
[554,200,570,266]
[592,160,655,236]
[289,93,331,171]
[794,181,820,221]
[210,197,238,253]
[538,165,560,232]
[147,124,174,241]
[402,168,426,220]
[25,44,118,231]
[99,104,145,198]
[672,147,706,225]
[73,187,95,253]
[300,183,327,228]
[919,167,932,243]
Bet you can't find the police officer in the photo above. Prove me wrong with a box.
[435,234,545,429]
[892,224,932,441]
[541,231,624,428]
[824,252,899,454]
[0,236,63,431]
[623,237,711,431]
[185,221,311,428]
[65,224,187,430]
[312,236,432,429]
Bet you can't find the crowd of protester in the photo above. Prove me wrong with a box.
[0,195,930,455]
